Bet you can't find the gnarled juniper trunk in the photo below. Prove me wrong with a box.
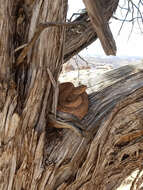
[0,0,65,189]
[1,0,143,190]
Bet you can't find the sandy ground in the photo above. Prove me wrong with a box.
[59,64,114,92]
[59,58,143,93]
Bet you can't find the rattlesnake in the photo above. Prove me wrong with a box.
[57,82,88,120]
[48,82,89,136]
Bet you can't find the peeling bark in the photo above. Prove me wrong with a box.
[1,0,143,190]
[0,0,66,189]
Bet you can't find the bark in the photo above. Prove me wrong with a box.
[0,0,66,189]
[42,65,143,190]
[1,0,143,190]
[83,0,116,55]
[64,0,119,62]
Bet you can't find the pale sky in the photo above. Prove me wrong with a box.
[68,0,143,57]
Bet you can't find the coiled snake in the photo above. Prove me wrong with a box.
[57,82,88,119]
[48,82,89,136]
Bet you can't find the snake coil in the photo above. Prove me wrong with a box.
[48,82,89,136]
[57,82,88,119]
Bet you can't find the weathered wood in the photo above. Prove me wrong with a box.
[88,62,143,93]
[0,0,67,190]
[43,67,143,190]
[64,0,119,61]
[0,0,17,77]
[83,0,116,55]
[1,0,143,190]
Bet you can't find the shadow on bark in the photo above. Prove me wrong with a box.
[44,66,143,190]
[0,0,143,189]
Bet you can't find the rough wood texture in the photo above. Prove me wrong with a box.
[1,61,143,190]
[0,0,67,189]
[1,0,143,190]
[43,65,143,190]
[83,0,116,55]
[0,0,17,76]
[88,62,143,93]
[64,0,119,61]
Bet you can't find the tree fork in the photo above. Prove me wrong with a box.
[1,0,143,190]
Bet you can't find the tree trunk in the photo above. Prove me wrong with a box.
[0,0,66,189]
[0,0,143,190]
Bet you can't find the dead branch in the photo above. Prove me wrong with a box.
[112,0,143,36]
[83,0,117,55]
[16,21,85,65]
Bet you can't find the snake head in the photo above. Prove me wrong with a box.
[72,85,87,95]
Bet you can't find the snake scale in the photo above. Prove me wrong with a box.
[48,82,89,136]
